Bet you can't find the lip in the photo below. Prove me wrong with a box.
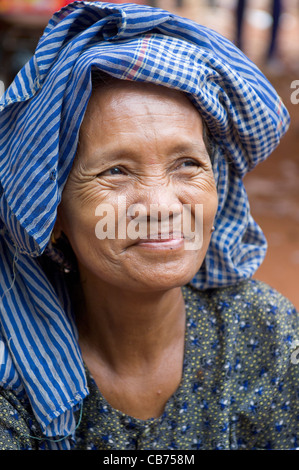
[134,233,185,250]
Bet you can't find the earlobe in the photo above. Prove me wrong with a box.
[51,227,62,244]
[51,212,63,244]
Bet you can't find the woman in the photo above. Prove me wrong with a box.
[0,1,297,450]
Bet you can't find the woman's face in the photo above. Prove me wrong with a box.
[57,80,218,293]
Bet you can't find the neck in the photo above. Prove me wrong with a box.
[75,274,186,374]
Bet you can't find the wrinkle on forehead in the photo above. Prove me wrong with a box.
[77,77,208,161]
[84,77,201,126]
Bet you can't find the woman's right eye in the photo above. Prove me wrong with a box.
[97,166,127,177]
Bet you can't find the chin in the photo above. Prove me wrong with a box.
[127,262,201,293]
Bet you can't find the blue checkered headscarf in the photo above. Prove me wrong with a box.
[0,1,290,447]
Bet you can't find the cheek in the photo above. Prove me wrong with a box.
[59,198,121,279]
[59,185,128,266]
[59,179,113,233]
[202,188,218,222]
[58,194,99,258]
[180,174,218,218]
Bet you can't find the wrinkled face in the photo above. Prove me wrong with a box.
[56,80,218,292]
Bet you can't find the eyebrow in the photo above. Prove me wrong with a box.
[166,142,209,159]
[82,140,209,169]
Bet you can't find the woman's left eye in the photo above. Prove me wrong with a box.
[109,167,125,175]
[178,159,200,169]
[182,160,198,167]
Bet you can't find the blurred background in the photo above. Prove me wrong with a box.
[0,0,298,308]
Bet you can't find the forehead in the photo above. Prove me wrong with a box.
[75,78,208,167]
[81,78,203,131]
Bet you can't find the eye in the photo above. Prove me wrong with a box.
[176,159,201,170]
[97,166,127,177]
[181,160,199,167]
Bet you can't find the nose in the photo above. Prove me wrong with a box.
[128,183,182,221]
[126,184,183,239]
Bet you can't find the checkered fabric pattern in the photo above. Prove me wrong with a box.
[0,1,290,446]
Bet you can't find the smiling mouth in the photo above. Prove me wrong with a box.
[137,232,184,241]
[133,233,186,249]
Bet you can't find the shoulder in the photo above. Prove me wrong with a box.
[230,278,297,312]
[189,278,298,327]
[183,281,299,449]
[0,388,39,450]
[219,279,298,336]
[186,279,298,368]
[205,278,296,308]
